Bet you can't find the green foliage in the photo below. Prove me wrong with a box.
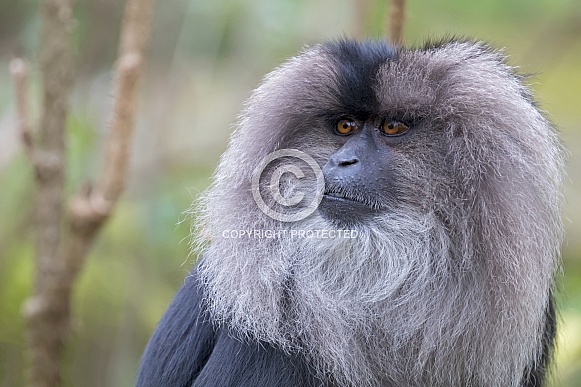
[0,155,33,386]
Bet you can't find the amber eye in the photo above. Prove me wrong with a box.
[381,120,409,136]
[336,119,357,135]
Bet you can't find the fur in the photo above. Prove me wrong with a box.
[190,39,563,386]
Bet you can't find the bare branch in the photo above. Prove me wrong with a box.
[23,0,75,385]
[99,0,155,203]
[63,0,155,232]
[22,0,155,385]
[10,58,34,158]
[389,0,406,45]
[354,0,370,39]
[98,53,142,202]
[55,0,155,349]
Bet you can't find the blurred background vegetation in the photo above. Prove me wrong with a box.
[0,0,579,386]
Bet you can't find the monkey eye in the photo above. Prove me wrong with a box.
[381,120,409,136]
[335,119,358,135]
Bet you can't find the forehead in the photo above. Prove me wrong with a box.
[321,40,396,117]
[318,40,437,119]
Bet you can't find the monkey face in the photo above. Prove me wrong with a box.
[319,117,409,222]
[270,41,443,225]
[236,38,560,230]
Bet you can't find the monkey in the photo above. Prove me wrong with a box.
[136,38,563,387]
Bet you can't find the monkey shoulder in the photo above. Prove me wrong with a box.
[135,273,215,386]
[136,272,325,387]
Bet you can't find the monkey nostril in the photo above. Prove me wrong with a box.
[338,157,358,167]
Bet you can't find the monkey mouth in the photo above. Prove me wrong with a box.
[324,191,350,199]
[324,191,360,203]
[322,186,383,211]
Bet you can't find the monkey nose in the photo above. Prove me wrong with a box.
[337,156,358,167]
[323,150,361,181]
[326,147,360,168]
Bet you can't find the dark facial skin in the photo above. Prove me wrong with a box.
[319,117,410,224]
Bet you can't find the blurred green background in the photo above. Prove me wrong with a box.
[0,0,579,386]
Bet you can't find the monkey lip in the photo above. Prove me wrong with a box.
[322,190,382,210]
[324,191,353,201]
[323,193,370,207]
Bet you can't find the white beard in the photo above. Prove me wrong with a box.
[193,206,548,387]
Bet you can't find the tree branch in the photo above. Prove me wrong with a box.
[354,0,370,39]
[389,0,406,45]
[57,4,156,334]
[20,0,156,385]
[23,0,75,385]
[9,58,34,159]
[66,0,155,235]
